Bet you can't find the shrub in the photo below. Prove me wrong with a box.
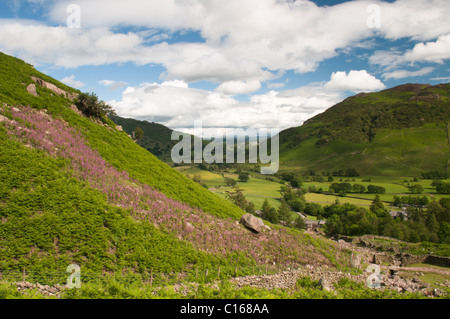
[435,182,450,194]
[367,185,386,194]
[224,177,237,186]
[408,184,424,194]
[238,172,250,182]
[296,276,319,288]
[75,92,116,120]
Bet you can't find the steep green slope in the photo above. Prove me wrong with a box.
[0,106,343,278]
[0,51,349,283]
[0,52,242,219]
[280,83,450,176]
[0,125,224,275]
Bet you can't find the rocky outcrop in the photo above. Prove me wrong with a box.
[333,235,450,269]
[26,83,38,97]
[240,214,267,233]
[229,265,448,297]
[31,76,78,100]
[317,277,334,292]
[15,281,66,298]
[70,104,82,116]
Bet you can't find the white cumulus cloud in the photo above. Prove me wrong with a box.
[382,67,435,80]
[325,70,385,93]
[404,34,450,64]
[109,73,358,131]
[216,80,262,95]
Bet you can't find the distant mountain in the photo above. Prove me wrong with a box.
[279,83,450,176]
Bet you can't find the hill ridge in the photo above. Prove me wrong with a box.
[279,82,450,176]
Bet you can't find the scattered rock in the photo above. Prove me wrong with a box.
[15,281,65,298]
[318,278,334,292]
[31,76,77,100]
[70,104,82,116]
[26,83,38,97]
[240,214,265,233]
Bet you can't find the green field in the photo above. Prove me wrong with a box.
[176,167,284,210]
[176,166,450,214]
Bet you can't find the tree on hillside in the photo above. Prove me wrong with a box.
[265,207,279,224]
[422,170,448,180]
[288,198,306,212]
[224,177,237,187]
[238,172,250,182]
[438,222,450,244]
[408,184,424,194]
[246,201,256,214]
[280,185,296,201]
[426,212,440,234]
[352,183,366,193]
[435,181,450,194]
[367,185,386,194]
[261,199,272,215]
[294,215,307,230]
[261,199,278,224]
[370,195,387,217]
[226,186,254,214]
[226,186,247,209]
[278,201,292,224]
[304,202,324,218]
[133,126,144,141]
[76,92,116,119]
[329,183,352,195]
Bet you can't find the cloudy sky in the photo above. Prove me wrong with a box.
[0,0,449,133]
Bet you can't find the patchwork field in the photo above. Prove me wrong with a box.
[176,166,450,215]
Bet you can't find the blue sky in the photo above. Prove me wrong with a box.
[0,0,449,132]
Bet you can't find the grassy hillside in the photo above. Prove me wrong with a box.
[0,123,233,276]
[0,105,344,275]
[280,84,450,176]
[0,52,243,220]
[0,51,351,284]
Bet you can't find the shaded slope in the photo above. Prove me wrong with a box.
[109,115,178,162]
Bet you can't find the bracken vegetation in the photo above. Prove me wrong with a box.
[0,96,348,283]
